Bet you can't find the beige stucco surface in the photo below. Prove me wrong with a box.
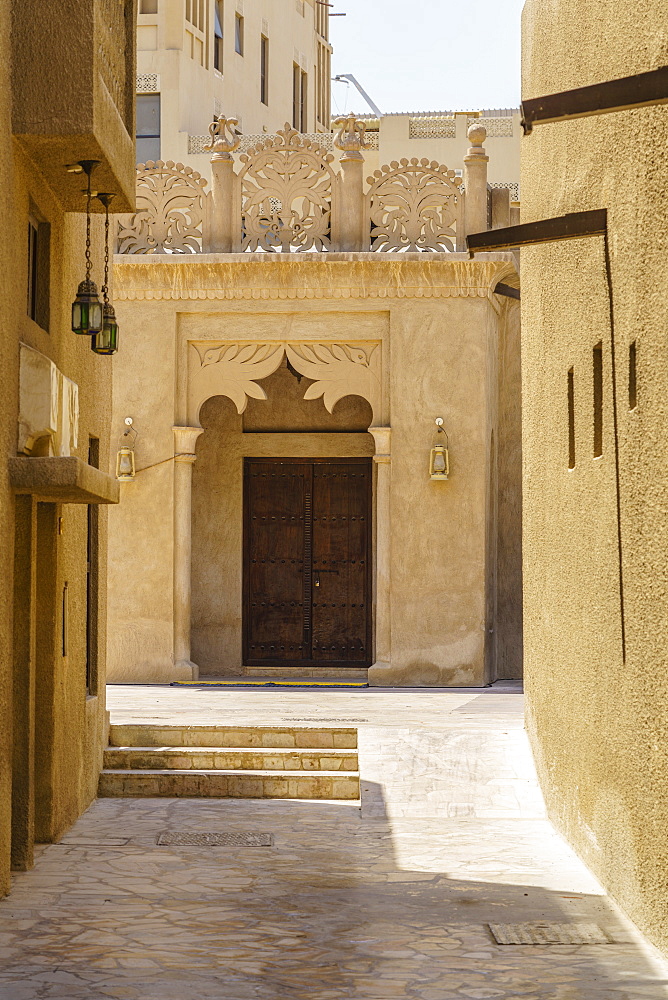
[521,0,668,953]
[108,253,520,687]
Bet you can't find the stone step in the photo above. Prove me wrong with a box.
[109,724,357,750]
[104,746,359,772]
[98,768,360,800]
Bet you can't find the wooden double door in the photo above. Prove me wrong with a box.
[243,458,372,667]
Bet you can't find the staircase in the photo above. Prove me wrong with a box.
[98,724,360,801]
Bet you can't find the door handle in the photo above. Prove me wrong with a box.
[314,573,320,588]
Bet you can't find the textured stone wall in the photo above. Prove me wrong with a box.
[521,0,668,951]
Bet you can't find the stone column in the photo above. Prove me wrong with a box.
[172,426,204,680]
[463,123,489,239]
[206,117,241,252]
[368,427,391,674]
[333,114,367,251]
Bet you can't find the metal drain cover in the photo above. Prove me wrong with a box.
[488,922,611,945]
[157,832,273,847]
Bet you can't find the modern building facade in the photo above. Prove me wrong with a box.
[0,1,136,896]
[521,0,668,954]
[136,0,332,169]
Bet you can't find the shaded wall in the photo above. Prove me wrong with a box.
[521,0,668,951]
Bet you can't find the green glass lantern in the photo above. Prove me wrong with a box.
[72,278,103,335]
[92,302,119,355]
[71,161,102,335]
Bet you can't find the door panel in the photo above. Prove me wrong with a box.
[244,462,309,663]
[243,459,371,667]
[312,463,370,662]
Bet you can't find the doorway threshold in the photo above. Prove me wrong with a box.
[170,678,369,689]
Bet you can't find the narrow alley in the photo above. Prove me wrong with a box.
[0,684,665,1000]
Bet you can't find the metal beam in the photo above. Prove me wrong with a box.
[494,283,520,300]
[521,66,668,133]
[466,209,607,254]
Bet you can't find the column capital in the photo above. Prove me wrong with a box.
[173,425,204,463]
[369,426,391,463]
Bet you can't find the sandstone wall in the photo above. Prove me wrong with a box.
[521,0,668,951]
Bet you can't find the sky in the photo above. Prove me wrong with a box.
[329,0,526,116]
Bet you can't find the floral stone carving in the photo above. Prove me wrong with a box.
[366,158,463,252]
[117,161,208,254]
[238,125,335,252]
[286,343,381,418]
[188,342,381,423]
[189,343,285,418]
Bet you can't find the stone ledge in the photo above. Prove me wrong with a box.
[8,457,120,505]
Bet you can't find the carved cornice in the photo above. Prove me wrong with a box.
[113,256,518,303]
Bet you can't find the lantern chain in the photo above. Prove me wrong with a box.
[102,203,110,304]
[85,169,93,282]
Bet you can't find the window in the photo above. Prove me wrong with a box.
[136,94,160,163]
[567,367,575,469]
[593,341,603,457]
[293,63,300,129]
[300,70,308,131]
[214,0,223,71]
[139,0,158,12]
[27,210,50,331]
[260,35,268,104]
[235,13,243,54]
[628,341,637,410]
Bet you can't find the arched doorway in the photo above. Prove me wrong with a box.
[191,357,375,675]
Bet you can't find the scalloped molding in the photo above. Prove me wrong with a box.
[114,259,517,303]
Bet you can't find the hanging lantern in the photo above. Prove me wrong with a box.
[429,418,450,480]
[91,192,119,355]
[71,160,103,335]
[116,417,137,481]
[92,302,119,355]
[72,277,103,335]
[116,445,136,481]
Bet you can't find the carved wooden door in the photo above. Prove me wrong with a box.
[243,459,372,667]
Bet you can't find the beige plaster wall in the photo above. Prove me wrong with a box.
[109,253,521,687]
[521,0,668,951]
[0,2,134,895]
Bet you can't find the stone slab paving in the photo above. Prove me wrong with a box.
[1,682,667,999]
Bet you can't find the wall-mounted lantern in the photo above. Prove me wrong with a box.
[116,417,137,481]
[71,161,103,337]
[429,417,450,480]
[92,193,119,355]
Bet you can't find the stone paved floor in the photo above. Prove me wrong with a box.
[1,682,667,999]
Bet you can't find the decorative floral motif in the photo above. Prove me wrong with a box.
[286,343,381,418]
[189,343,285,417]
[188,342,382,422]
[366,158,463,252]
[205,116,241,158]
[333,114,368,156]
[117,161,208,254]
[238,124,335,252]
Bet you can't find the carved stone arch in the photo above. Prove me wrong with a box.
[187,341,382,426]
[237,125,337,252]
